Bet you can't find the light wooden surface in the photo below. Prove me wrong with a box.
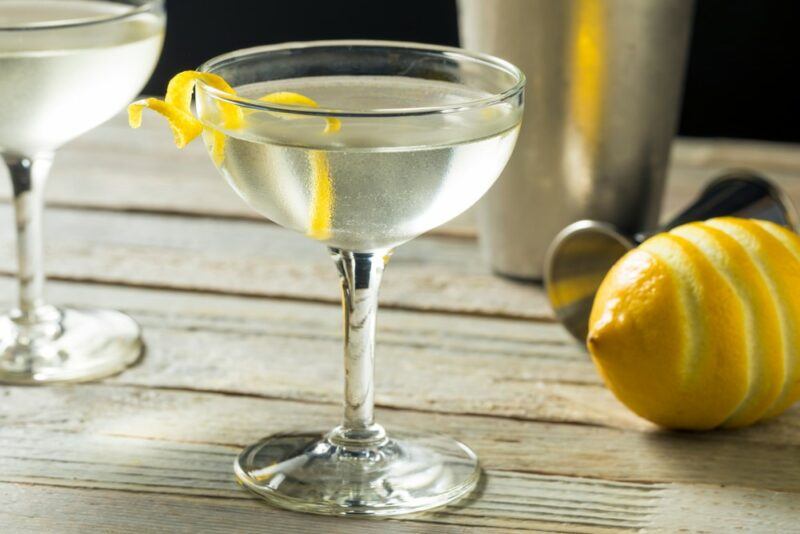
[1,113,800,533]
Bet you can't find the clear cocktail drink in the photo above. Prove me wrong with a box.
[207,76,520,250]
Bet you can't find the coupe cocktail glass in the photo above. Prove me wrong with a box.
[195,41,524,515]
[0,0,165,383]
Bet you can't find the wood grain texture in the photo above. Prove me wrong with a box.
[1,281,798,491]
[1,481,796,534]
[0,483,520,534]
[6,277,800,445]
[2,264,800,530]
[4,382,799,494]
[3,113,800,532]
[0,426,653,532]
[0,205,552,320]
[1,383,798,532]
[0,277,634,432]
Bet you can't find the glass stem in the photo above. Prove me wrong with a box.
[329,247,392,447]
[3,152,53,322]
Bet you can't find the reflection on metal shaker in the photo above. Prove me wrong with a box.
[458,0,695,279]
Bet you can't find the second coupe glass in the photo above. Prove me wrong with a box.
[0,0,165,383]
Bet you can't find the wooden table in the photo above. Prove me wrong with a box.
[1,114,799,533]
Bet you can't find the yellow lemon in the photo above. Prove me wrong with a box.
[588,217,800,430]
[128,70,339,239]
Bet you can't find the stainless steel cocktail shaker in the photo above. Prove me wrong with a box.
[458,0,695,279]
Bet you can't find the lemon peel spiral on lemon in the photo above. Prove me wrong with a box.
[588,217,800,430]
[128,70,339,240]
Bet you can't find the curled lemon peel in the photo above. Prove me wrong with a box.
[128,97,202,148]
[128,70,338,240]
[308,151,333,240]
[128,71,241,149]
[166,71,243,130]
[258,92,341,133]
[256,93,338,239]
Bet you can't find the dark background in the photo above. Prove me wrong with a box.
[147,0,799,142]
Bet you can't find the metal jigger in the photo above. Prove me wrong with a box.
[544,171,800,343]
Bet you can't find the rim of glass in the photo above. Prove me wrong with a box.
[197,40,526,118]
[0,0,163,32]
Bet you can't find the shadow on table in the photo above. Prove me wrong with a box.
[641,412,800,492]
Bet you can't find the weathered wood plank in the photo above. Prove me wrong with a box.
[1,481,795,534]
[0,483,516,534]
[7,277,800,442]
[3,382,800,494]
[0,276,642,431]
[0,429,650,532]
[671,138,800,175]
[661,140,800,220]
[1,115,799,531]
[0,205,551,319]
[0,481,643,534]
[1,268,797,529]
[0,384,652,532]
[0,384,798,532]
[645,484,800,533]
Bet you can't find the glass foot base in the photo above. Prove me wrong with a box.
[234,428,480,516]
[0,306,143,384]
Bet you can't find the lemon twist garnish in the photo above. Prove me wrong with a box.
[258,92,341,134]
[128,70,339,240]
[257,93,339,240]
[128,71,240,148]
[308,151,334,239]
